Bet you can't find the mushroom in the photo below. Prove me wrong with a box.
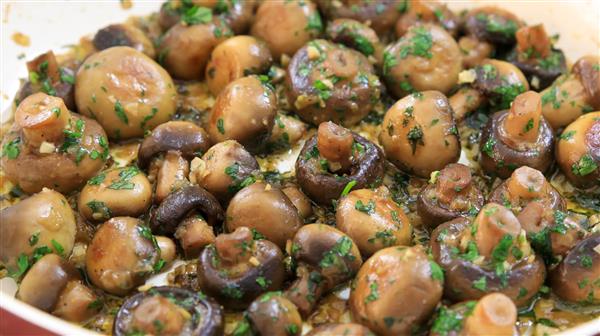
[266,113,309,153]
[245,291,303,336]
[158,0,255,34]
[479,91,554,178]
[155,235,177,264]
[540,56,600,130]
[285,224,362,317]
[158,19,232,80]
[349,245,443,336]
[556,112,600,188]
[78,166,152,222]
[174,214,216,258]
[285,39,382,127]
[379,90,460,178]
[457,36,494,69]
[16,51,77,110]
[225,182,302,249]
[0,189,76,270]
[197,227,286,309]
[463,7,523,46]
[86,217,161,296]
[113,286,224,336]
[417,163,485,229]
[307,323,374,336]
[207,75,278,153]
[296,122,385,206]
[92,23,156,58]
[1,93,108,193]
[395,0,459,38]
[206,35,273,96]
[325,19,383,60]
[316,0,400,36]
[137,120,211,169]
[75,46,177,139]
[250,0,322,60]
[282,184,314,221]
[336,186,412,257]
[550,233,599,305]
[190,140,259,203]
[506,24,567,90]
[382,24,462,98]
[430,203,546,306]
[53,279,101,323]
[154,150,191,203]
[151,185,224,236]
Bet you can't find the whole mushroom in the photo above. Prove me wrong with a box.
[92,23,156,58]
[316,0,400,36]
[463,7,523,46]
[245,291,303,336]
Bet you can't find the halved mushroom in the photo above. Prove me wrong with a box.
[379,90,460,178]
[113,286,224,336]
[246,291,303,336]
[251,0,322,60]
[430,203,545,306]
[154,150,191,203]
[382,24,462,98]
[225,182,302,249]
[206,35,273,96]
[86,217,161,296]
[207,75,278,153]
[540,55,600,130]
[78,166,152,222]
[296,122,385,205]
[285,39,382,127]
[75,46,177,139]
[479,91,554,178]
[395,0,459,37]
[336,186,412,257]
[463,7,523,46]
[1,93,108,193]
[285,224,362,317]
[197,227,285,309]
[550,233,599,305]
[417,163,484,229]
[307,323,374,336]
[316,0,400,36]
[92,23,156,58]
[0,189,76,270]
[325,19,383,60]
[556,112,600,188]
[349,245,443,336]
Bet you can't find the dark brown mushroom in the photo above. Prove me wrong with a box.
[159,0,256,34]
[197,227,286,310]
[137,121,211,169]
[550,233,599,305]
[572,56,600,110]
[92,23,156,58]
[325,19,382,60]
[349,245,443,336]
[296,125,384,206]
[430,203,546,306]
[417,163,485,229]
[316,0,400,36]
[246,292,303,336]
[151,185,224,236]
[285,224,362,317]
[113,286,224,336]
[479,91,554,178]
[463,6,523,46]
[307,323,374,336]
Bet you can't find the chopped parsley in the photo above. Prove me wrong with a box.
[114,100,128,124]
[399,26,433,59]
[319,236,355,270]
[581,255,593,269]
[216,118,225,134]
[86,200,112,220]
[523,118,535,133]
[28,232,40,246]
[51,239,65,257]
[108,166,139,190]
[351,33,374,56]
[482,138,496,157]
[313,79,333,101]
[255,276,271,289]
[472,276,487,291]
[571,154,598,176]
[364,282,379,303]
[559,130,575,141]
[1,138,20,159]
[429,260,444,282]
[181,5,212,25]
[431,306,463,336]
[340,180,357,198]
[88,172,106,185]
[382,51,397,76]
[140,107,158,129]
[367,230,397,246]
[355,199,375,214]
[305,12,323,32]
[407,125,424,154]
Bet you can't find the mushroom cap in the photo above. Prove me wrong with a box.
[315,0,400,36]
[463,6,523,45]
[247,292,303,336]
[572,55,600,110]
[92,23,156,58]
[506,48,567,90]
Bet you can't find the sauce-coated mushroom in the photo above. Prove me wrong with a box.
[158,0,255,34]
[380,90,460,178]
[395,0,459,38]
[92,23,156,58]
[246,291,303,336]
[316,0,399,36]
[325,19,382,60]
[463,7,523,46]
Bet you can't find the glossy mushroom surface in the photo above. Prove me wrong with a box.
[92,23,156,58]
[246,292,303,336]
[316,0,399,36]
[463,6,523,46]
[325,19,382,60]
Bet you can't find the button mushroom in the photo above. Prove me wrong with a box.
[463,7,523,46]
[113,286,224,336]
[285,224,362,317]
[307,323,374,336]
[266,113,309,153]
[556,112,600,188]
[539,55,600,130]
[1,93,108,193]
[349,245,443,335]
[0,188,76,271]
[457,36,494,69]
[75,46,177,139]
[336,186,412,257]
[251,0,322,61]
[197,227,286,309]
[285,39,382,127]
[92,23,156,58]
[379,90,460,178]
[245,291,303,336]
[325,19,383,61]
[282,184,314,221]
[479,91,554,178]
[417,163,485,229]
[86,217,161,296]
[296,122,385,206]
[395,0,459,38]
[207,75,278,153]
[158,0,255,34]
[52,279,101,323]
[382,24,462,98]
[316,0,399,36]
[206,35,273,96]
[78,166,152,222]
[430,203,546,306]
[226,182,302,249]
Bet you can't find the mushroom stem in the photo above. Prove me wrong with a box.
[501,91,542,144]
[435,164,473,206]
[516,25,551,60]
[449,87,485,121]
[26,51,61,83]
[285,265,326,318]
[463,293,517,336]
[15,93,71,148]
[473,203,521,258]
[506,166,547,199]
[317,121,354,172]
[215,227,254,265]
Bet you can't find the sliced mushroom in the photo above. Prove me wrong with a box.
[92,23,156,58]
[246,291,303,336]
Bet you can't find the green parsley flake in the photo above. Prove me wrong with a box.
[571,154,598,176]
[114,100,128,124]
